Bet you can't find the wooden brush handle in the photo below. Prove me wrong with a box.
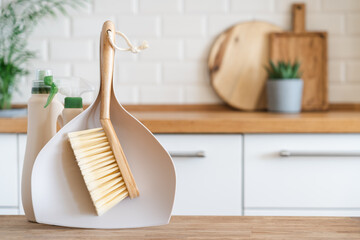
[100,20,115,120]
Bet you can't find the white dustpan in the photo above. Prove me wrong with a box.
[31,21,176,229]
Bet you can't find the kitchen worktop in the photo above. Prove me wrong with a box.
[2,104,360,133]
[1,215,360,239]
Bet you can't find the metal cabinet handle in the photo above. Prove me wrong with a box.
[169,151,205,158]
[280,150,360,157]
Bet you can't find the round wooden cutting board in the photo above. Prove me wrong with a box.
[208,22,282,110]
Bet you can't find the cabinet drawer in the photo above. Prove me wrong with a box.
[0,134,18,207]
[155,134,242,216]
[244,134,360,215]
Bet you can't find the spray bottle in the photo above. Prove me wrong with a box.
[22,69,64,222]
[57,77,95,127]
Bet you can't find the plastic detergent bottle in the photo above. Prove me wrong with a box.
[57,77,94,127]
[22,69,64,222]
[58,97,83,126]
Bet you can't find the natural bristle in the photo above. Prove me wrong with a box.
[68,127,129,216]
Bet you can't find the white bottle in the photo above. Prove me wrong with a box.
[22,70,64,222]
[58,97,83,127]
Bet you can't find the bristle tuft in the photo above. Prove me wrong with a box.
[68,127,129,216]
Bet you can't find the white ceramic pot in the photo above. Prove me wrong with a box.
[266,79,303,113]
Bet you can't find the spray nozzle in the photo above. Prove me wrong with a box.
[40,74,95,108]
[58,77,95,98]
[44,75,58,108]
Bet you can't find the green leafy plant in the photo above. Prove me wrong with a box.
[266,60,301,80]
[0,0,87,109]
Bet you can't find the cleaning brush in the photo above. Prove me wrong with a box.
[68,21,139,216]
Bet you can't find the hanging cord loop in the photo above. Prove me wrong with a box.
[107,30,149,53]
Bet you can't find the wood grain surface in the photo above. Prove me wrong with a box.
[1,215,360,240]
[208,21,282,110]
[3,105,360,133]
[270,4,328,111]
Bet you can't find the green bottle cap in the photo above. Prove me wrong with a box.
[64,97,83,108]
[43,75,58,108]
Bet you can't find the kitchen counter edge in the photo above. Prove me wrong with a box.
[2,104,360,133]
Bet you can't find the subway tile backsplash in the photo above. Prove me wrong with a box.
[14,0,360,104]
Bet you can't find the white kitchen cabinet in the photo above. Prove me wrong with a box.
[18,134,26,215]
[0,208,19,215]
[155,134,243,216]
[244,134,360,216]
[6,132,360,217]
[0,134,18,207]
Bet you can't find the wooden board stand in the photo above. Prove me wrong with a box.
[270,3,328,111]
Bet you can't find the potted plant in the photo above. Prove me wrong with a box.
[0,0,86,113]
[265,60,303,113]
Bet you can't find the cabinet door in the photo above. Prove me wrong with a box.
[18,134,27,215]
[244,134,360,216]
[155,134,242,216]
[0,134,18,207]
[0,208,19,215]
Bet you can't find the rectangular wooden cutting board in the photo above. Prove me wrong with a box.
[270,3,328,111]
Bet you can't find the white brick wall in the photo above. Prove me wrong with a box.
[347,15,360,34]
[328,61,345,83]
[163,16,206,37]
[27,40,48,61]
[72,16,116,37]
[184,39,211,60]
[139,0,182,13]
[275,0,321,12]
[72,62,100,85]
[19,0,360,104]
[94,0,134,13]
[329,38,360,58]
[307,14,344,34]
[231,0,273,13]
[49,40,93,60]
[163,62,207,84]
[32,17,71,37]
[118,62,161,84]
[117,16,161,37]
[347,62,360,82]
[139,86,183,103]
[322,0,360,12]
[208,15,252,36]
[139,39,183,60]
[185,0,227,13]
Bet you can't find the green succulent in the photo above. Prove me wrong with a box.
[265,60,301,80]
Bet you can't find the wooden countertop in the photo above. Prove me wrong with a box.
[1,215,360,239]
[2,104,360,133]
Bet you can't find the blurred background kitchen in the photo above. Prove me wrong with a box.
[5,0,360,105]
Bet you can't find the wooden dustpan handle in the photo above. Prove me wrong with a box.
[99,21,140,198]
[100,20,115,120]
